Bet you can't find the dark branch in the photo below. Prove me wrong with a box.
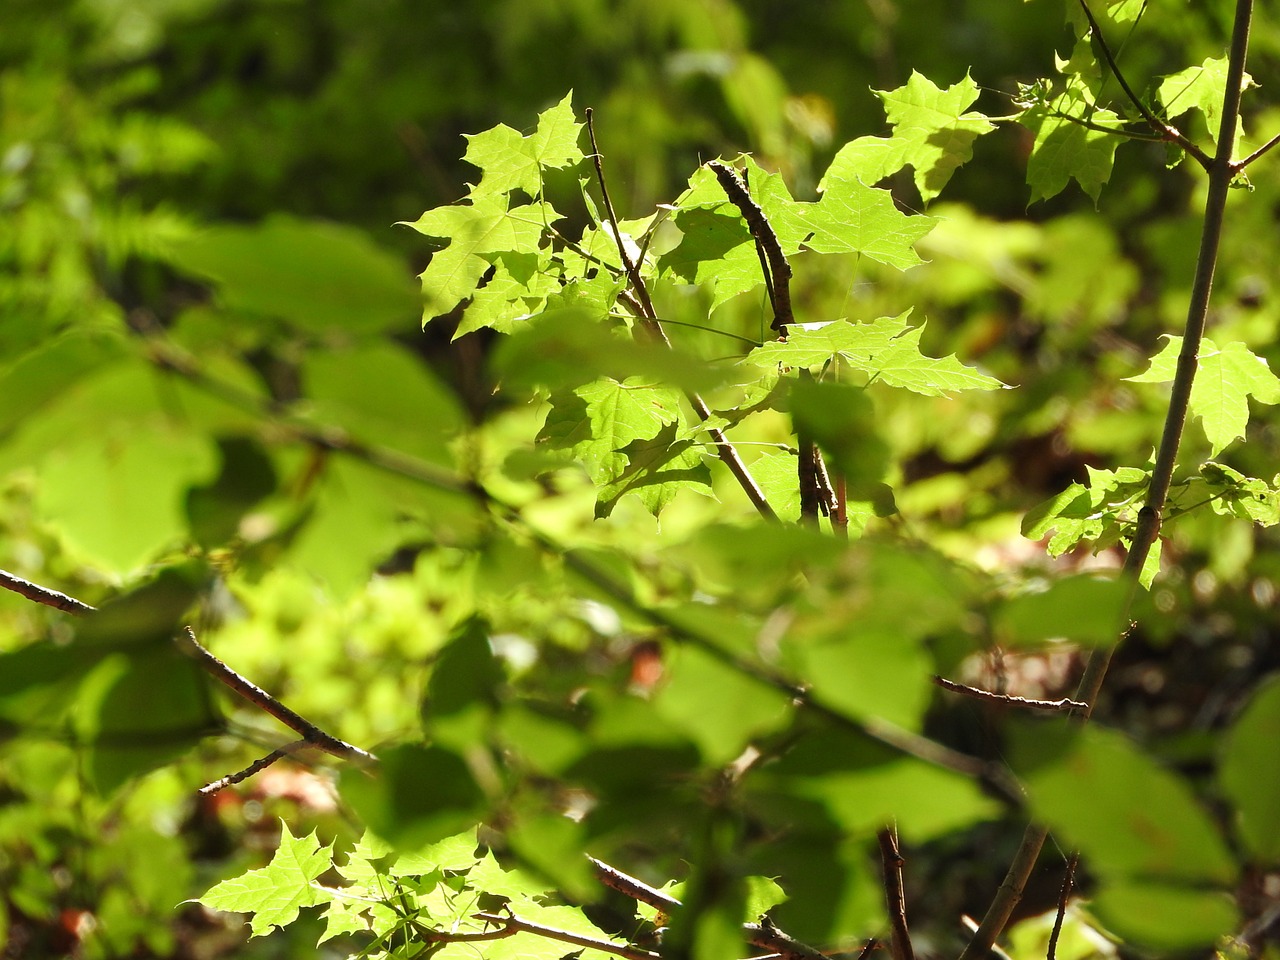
[877,828,915,960]
[707,161,794,330]
[0,568,96,616]
[1046,855,1078,960]
[179,627,378,769]
[198,742,307,795]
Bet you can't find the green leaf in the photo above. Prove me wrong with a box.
[1021,465,1149,557]
[1158,58,1255,148]
[1019,75,1123,203]
[1219,674,1280,864]
[824,72,997,203]
[198,822,334,936]
[463,92,584,198]
[341,743,486,850]
[1196,461,1280,526]
[654,643,791,765]
[402,196,561,322]
[165,217,419,335]
[747,314,1006,396]
[1128,337,1280,455]
[595,422,713,518]
[800,172,937,269]
[658,206,762,309]
[786,379,890,485]
[1089,881,1237,952]
[1012,724,1236,886]
[538,376,685,506]
[995,574,1128,648]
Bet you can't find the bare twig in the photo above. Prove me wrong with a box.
[0,568,96,616]
[198,741,308,795]
[1234,130,1280,170]
[590,857,681,912]
[178,627,377,769]
[932,677,1086,713]
[1077,0,1212,169]
[855,939,881,960]
[877,827,915,960]
[474,910,661,960]
[1046,855,1078,960]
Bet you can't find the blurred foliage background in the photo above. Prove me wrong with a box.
[4,0,1280,957]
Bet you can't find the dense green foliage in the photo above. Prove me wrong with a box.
[4,2,1280,958]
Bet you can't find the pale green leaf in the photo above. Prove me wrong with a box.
[401,196,561,321]
[824,72,996,203]
[538,377,684,490]
[464,92,584,197]
[746,315,1005,396]
[199,823,334,936]
[1128,337,1280,454]
[595,422,714,518]
[1158,58,1255,147]
[995,574,1128,647]
[801,172,937,268]
[1020,76,1123,202]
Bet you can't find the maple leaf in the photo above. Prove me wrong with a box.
[401,197,561,322]
[824,72,997,203]
[463,92,584,197]
[1158,58,1256,148]
[538,377,688,512]
[595,422,713,517]
[1019,74,1123,203]
[745,314,1005,396]
[1127,336,1280,455]
[198,822,334,936]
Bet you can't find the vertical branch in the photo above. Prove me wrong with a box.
[877,826,915,960]
[1046,855,1078,960]
[584,111,777,522]
[964,3,1256,957]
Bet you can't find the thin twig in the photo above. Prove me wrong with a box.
[877,827,915,960]
[198,741,307,795]
[1234,129,1280,170]
[590,857,681,911]
[586,113,777,522]
[932,677,1086,713]
[1046,855,1078,960]
[178,627,378,769]
[474,910,661,960]
[0,568,96,616]
[1077,0,1212,169]
[855,939,881,960]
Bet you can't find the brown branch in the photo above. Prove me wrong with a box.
[590,857,681,912]
[473,911,661,960]
[198,741,307,795]
[1235,130,1280,170]
[855,939,881,960]
[1077,0,1212,170]
[0,568,96,616]
[877,827,915,960]
[1046,855,1078,960]
[178,627,377,769]
[707,161,794,330]
[932,677,1086,713]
